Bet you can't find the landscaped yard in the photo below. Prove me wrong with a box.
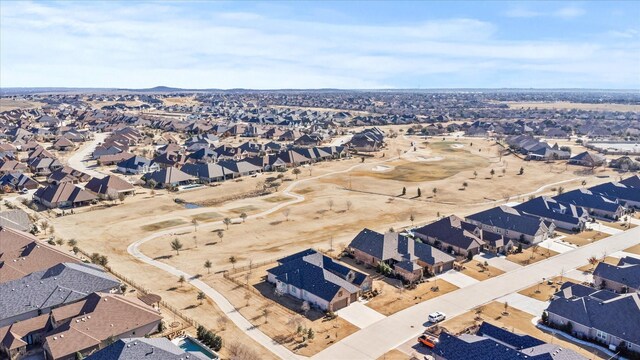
[441,302,606,359]
[365,278,459,316]
[576,256,620,273]
[518,276,572,301]
[559,230,609,247]
[506,247,559,266]
[212,264,359,357]
[459,259,505,281]
[601,221,637,231]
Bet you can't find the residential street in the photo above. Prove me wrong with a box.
[66,132,108,178]
[312,226,640,360]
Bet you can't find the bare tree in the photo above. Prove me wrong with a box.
[229,256,237,269]
[204,260,212,274]
[217,230,224,242]
[223,217,231,230]
[178,275,186,287]
[240,212,248,223]
[327,199,334,211]
[192,218,198,232]
[170,238,183,255]
[197,291,206,305]
[283,209,291,221]
[292,168,301,179]
[346,200,352,211]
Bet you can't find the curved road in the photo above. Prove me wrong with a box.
[67,132,109,178]
[126,154,599,359]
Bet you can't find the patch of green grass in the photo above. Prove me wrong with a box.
[141,219,187,231]
[191,212,223,222]
[262,195,291,203]
[229,205,258,214]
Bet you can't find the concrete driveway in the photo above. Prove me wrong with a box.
[538,238,576,253]
[336,301,386,329]
[436,270,479,288]
[496,292,549,317]
[585,221,623,235]
[475,253,523,272]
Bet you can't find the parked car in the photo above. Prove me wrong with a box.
[428,311,446,323]
[418,334,439,348]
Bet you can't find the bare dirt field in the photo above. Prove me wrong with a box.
[441,302,606,359]
[459,259,505,281]
[365,279,459,316]
[507,247,559,266]
[501,101,640,112]
[602,221,637,231]
[377,349,410,360]
[625,243,640,255]
[0,98,45,111]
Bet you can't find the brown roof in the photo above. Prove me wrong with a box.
[0,227,80,284]
[0,314,49,350]
[45,293,162,359]
[34,182,97,205]
[84,175,134,195]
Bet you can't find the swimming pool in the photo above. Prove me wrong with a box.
[175,336,218,359]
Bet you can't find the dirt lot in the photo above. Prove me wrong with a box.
[506,247,559,266]
[0,98,45,111]
[217,263,359,356]
[501,101,640,112]
[441,302,606,359]
[518,276,574,301]
[459,259,505,281]
[559,230,610,247]
[625,243,640,255]
[365,279,459,316]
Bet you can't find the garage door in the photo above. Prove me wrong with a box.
[332,297,349,311]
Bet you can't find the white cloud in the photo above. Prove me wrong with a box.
[0,1,637,89]
[553,6,586,19]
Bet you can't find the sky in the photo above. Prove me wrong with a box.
[1,1,639,89]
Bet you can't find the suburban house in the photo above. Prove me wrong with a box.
[554,188,626,220]
[433,322,587,360]
[0,262,120,327]
[181,163,228,182]
[506,135,571,161]
[0,313,50,360]
[515,196,589,232]
[0,172,39,192]
[33,182,97,209]
[0,210,32,232]
[568,151,606,167]
[266,249,371,312]
[620,174,640,189]
[85,337,212,360]
[609,156,640,171]
[141,167,196,188]
[28,157,63,176]
[85,175,135,199]
[51,137,76,151]
[413,215,486,257]
[116,156,159,174]
[545,284,640,356]
[348,229,455,282]
[43,293,162,360]
[592,256,640,294]
[348,127,385,152]
[466,205,554,244]
[589,182,640,209]
[0,227,79,284]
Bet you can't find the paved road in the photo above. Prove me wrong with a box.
[312,226,640,360]
[67,132,109,178]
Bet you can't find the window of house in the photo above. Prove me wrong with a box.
[596,330,607,341]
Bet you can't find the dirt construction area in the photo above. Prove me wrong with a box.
[46,127,625,357]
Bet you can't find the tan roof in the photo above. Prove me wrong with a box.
[84,175,134,195]
[0,227,79,284]
[0,313,49,350]
[45,293,162,359]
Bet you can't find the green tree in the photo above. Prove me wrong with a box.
[490,169,495,178]
[197,291,206,305]
[240,212,248,223]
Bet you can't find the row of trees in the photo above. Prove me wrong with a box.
[196,325,223,352]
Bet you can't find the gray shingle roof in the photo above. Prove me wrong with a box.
[86,337,211,360]
[0,262,120,324]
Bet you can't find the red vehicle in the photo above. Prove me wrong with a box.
[418,334,439,348]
